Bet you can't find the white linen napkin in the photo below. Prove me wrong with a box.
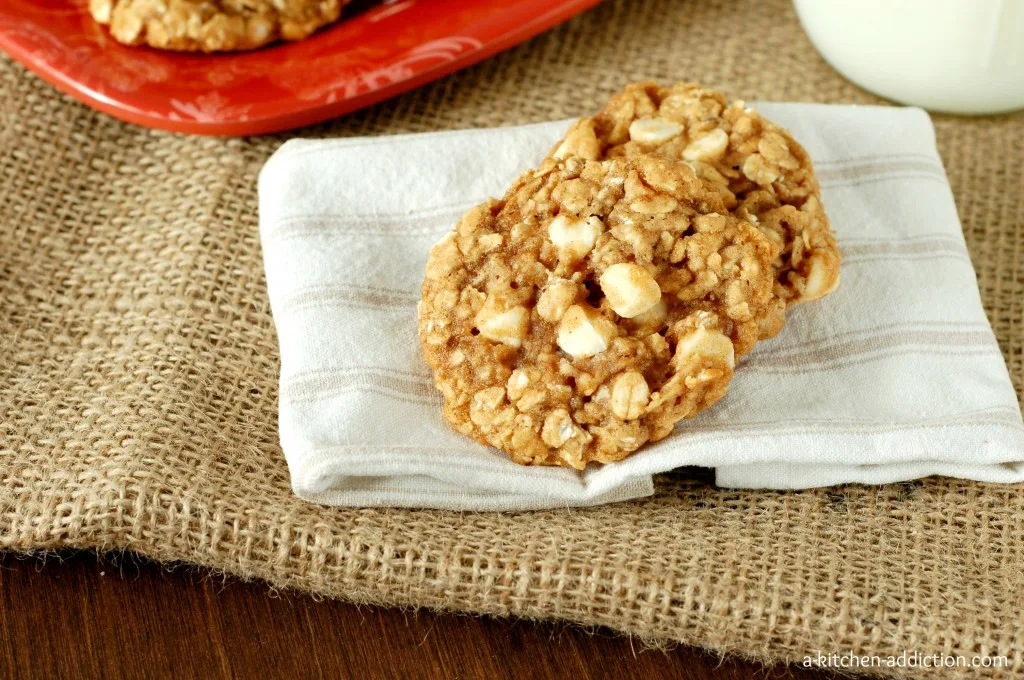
[259,103,1024,510]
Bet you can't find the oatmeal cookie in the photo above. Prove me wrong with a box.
[419,151,782,469]
[554,81,841,336]
[89,0,345,52]
[420,82,842,469]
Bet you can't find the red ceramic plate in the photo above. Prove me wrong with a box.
[0,0,600,135]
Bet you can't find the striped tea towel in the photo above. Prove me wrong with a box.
[259,103,1024,510]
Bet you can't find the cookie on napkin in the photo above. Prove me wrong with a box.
[418,82,842,469]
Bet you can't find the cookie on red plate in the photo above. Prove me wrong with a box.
[89,0,345,52]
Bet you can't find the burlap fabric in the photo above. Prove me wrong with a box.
[2,0,1022,676]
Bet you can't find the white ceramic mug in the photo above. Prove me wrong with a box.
[793,0,1024,115]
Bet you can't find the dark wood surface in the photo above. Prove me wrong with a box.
[0,552,841,680]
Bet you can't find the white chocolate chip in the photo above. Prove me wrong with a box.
[557,304,616,358]
[611,371,650,420]
[683,128,729,161]
[474,297,530,348]
[548,215,604,260]
[631,298,667,327]
[674,326,735,370]
[628,117,684,144]
[92,0,113,22]
[599,263,662,318]
[801,255,840,301]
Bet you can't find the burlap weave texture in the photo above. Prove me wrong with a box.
[1,1,1022,677]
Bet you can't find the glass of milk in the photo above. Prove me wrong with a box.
[793,0,1024,115]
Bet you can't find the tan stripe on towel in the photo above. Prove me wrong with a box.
[279,284,418,312]
[282,367,436,403]
[840,236,967,261]
[747,328,998,370]
[817,158,945,184]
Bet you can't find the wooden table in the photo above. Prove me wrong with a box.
[0,552,839,679]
